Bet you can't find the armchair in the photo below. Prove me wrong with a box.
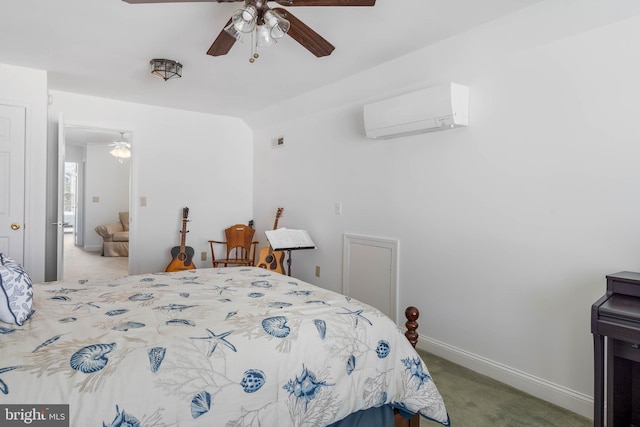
[95,212,129,257]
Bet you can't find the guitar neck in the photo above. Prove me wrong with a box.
[272,208,283,231]
[179,207,189,253]
[269,210,282,252]
[179,219,188,252]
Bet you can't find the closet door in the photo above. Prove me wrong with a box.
[0,104,26,262]
[343,234,398,322]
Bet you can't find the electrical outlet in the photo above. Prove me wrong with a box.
[315,266,320,277]
[201,251,207,261]
[140,196,147,207]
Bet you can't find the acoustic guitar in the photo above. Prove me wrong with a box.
[166,207,196,272]
[257,207,285,274]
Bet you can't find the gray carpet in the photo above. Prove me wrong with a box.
[418,351,591,427]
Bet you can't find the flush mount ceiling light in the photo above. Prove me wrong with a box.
[110,132,131,163]
[150,58,182,81]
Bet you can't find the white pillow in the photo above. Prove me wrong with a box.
[0,253,33,325]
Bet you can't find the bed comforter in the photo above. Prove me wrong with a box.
[0,267,449,426]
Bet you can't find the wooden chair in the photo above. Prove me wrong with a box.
[209,224,259,267]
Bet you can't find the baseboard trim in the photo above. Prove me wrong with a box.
[418,335,593,420]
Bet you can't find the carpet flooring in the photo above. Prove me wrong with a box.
[63,232,128,281]
[418,350,591,427]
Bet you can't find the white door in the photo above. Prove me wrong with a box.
[0,104,26,262]
[55,113,65,280]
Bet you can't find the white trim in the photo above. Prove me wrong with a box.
[342,233,398,323]
[418,335,594,420]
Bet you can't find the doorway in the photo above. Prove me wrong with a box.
[60,125,131,281]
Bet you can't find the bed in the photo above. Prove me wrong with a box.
[0,265,449,426]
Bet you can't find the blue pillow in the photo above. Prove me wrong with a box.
[0,253,33,325]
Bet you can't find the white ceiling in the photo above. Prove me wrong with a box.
[1,0,542,123]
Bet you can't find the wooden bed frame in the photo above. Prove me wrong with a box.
[394,306,422,427]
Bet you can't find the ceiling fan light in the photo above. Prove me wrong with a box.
[264,10,290,40]
[110,146,131,159]
[256,25,276,48]
[110,132,131,161]
[224,22,244,42]
[231,5,257,33]
[150,58,182,81]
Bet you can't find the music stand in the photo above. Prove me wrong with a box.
[264,228,316,276]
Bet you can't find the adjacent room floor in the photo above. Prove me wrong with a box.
[63,232,128,282]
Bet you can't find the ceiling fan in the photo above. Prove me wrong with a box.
[108,132,131,162]
[122,0,376,59]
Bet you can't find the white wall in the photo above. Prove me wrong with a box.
[0,63,48,283]
[83,144,130,251]
[251,3,640,418]
[49,91,254,275]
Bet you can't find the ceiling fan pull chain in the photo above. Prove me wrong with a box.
[250,31,259,63]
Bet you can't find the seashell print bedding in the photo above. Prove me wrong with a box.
[0,267,449,426]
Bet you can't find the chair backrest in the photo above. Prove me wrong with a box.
[224,224,255,261]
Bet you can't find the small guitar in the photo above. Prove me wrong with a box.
[257,208,285,274]
[166,207,196,272]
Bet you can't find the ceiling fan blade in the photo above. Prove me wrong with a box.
[273,8,335,57]
[273,0,375,6]
[122,0,241,3]
[207,19,237,56]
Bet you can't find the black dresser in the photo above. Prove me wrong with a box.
[592,271,640,427]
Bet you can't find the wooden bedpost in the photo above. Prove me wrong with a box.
[404,306,419,348]
[394,306,422,427]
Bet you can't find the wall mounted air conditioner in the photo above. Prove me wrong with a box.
[363,82,469,139]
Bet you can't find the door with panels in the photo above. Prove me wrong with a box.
[0,104,25,263]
